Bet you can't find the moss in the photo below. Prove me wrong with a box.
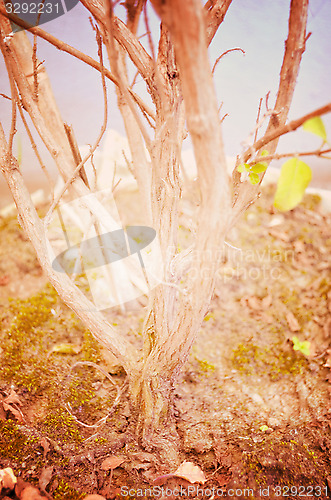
[279,288,313,324]
[243,434,326,486]
[195,357,216,374]
[0,419,40,466]
[42,406,83,445]
[81,330,102,363]
[53,478,85,500]
[300,193,322,211]
[0,285,58,392]
[231,341,308,380]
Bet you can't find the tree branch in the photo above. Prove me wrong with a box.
[0,4,155,121]
[243,102,331,164]
[205,0,233,46]
[0,123,138,374]
[231,0,309,218]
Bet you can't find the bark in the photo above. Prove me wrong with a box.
[231,0,309,221]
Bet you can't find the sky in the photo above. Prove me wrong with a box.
[0,0,330,201]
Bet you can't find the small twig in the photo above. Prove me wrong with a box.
[44,23,109,227]
[212,47,245,74]
[241,102,331,165]
[254,98,263,143]
[143,3,156,60]
[130,70,139,88]
[265,91,270,112]
[0,4,155,122]
[1,34,17,156]
[17,99,55,202]
[249,147,331,166]
[32,34,39,101]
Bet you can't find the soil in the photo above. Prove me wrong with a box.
[0,184,331,500]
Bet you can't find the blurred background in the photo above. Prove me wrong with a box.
[0,0,330,208]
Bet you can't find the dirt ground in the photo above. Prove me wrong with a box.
[0,184,331,499]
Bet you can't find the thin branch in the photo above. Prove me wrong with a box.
[212,47,245,74]
[0,4,155,121]
[103,1,152,152]
[79,0,156,97]
[231,0,310,216]
[242,102,331,164]
[249,147,331,165]
[17,99,55,201]
[254,97,263,143]
[0,123,138,372]
[44,24,109,226]
[143,2,156,60]
[205,0,233,46]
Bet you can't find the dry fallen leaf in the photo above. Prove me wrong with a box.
[173,461,206,484]
[20,485,46,500]
[2,402,25,423]
[0,467,17,491]
[261,294,272,309]
[39,466,53,491]
[4,389,22,406]
[0,275,10,286]
[247,296,260,311]
[84,495,107,500]
[286,311,300,332]
[101,456,125,471]
[39,438,50,460]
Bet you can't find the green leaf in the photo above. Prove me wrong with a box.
[273,158,312,211]
[237,163,251,173]
[259,425,270,432]
[303,117,327,142]
[249,172,260,185]
[292,336,310,357]
[250,162,267,174]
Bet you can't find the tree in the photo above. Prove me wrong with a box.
[0,0,330,464]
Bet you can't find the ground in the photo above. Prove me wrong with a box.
[0,184,331,500]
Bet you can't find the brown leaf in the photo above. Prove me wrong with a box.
[247,296,260,311]
[100,456,125,471]
[39,438,50,460]
[323,317,331,339]
[286,312,300,332]
[0,275,10,286]
[15,479,46,500]
[0,467,17,490]
[261,294,272,309]
[173,461,206,484]
[20,485,46,500]
[324,350,331,369]
[2,402,25,423]
[4,389,22,406]
[39,466,53,491]
[268,229,289,242]
[84,496,107,500]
